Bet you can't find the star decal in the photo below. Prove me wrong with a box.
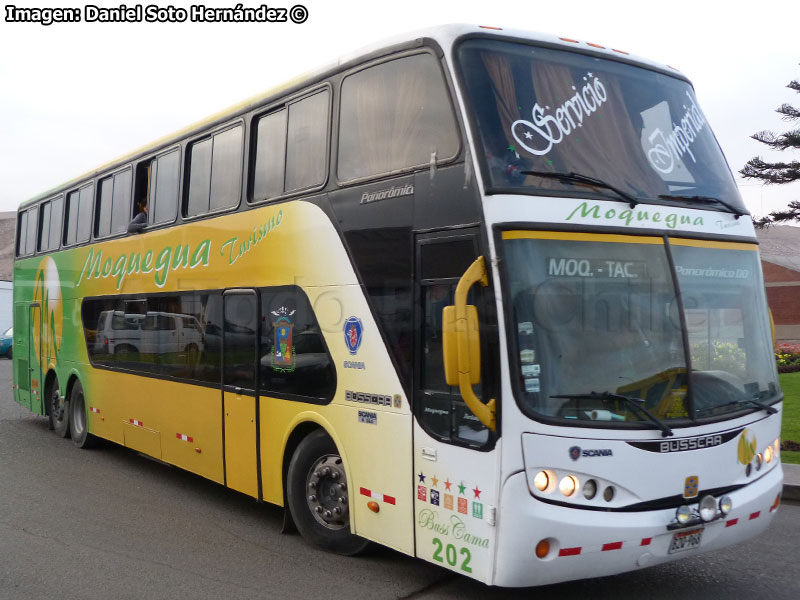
[418,472,426,483]
[458,482,466,495]
[444,479,452,491]
[524,130,533,139]
[431,476,439,488]
[473,486,482,499]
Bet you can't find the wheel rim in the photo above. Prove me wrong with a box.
[306,455,349,530]
[72,390,86,436]
[51,387,66,425]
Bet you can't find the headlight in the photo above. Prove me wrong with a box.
[534,470,550,492]
[559,475,579,497]
[719,495,733,515]
[765,445,773,464]
[699,495,717,522]
[676,505,692,524]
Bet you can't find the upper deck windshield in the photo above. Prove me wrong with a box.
[458,39,745,212]
[503,233,779,427]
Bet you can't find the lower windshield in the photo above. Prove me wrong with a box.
[503,232,779,426]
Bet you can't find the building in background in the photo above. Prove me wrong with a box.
[757,225,800,343]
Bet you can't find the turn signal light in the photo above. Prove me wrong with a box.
[535,539,550,559]
[368,501,380,513]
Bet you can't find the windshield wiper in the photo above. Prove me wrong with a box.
[551,391,674,437]
[521,170,639,209]
[699,397,778,416]
[657,194,745,219]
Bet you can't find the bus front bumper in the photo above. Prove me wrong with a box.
[491,465,783,587]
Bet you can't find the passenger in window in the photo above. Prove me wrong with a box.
[128,198,148,234]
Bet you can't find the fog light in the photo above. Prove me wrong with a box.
[676,505,692,524]
[535,539,550,559]
[583,479,597,500]
[603,486,615,502]
[559,475,578,497]
[699,495,717,522]
[755,453,763,471]
[534,471,550,492]
[719,495,732,515]
[765,446,773,464]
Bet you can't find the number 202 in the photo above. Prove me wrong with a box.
[432,537,472,573]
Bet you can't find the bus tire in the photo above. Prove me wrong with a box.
[48,377,69,438]
[286,430,369,556]
[69,381,97,449]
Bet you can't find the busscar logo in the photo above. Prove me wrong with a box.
[570,446,613,460]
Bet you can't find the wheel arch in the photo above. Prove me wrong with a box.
[279,416,353,533]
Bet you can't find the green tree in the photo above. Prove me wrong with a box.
[740,69,800,227]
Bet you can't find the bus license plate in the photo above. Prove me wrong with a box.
[668,528,704,554]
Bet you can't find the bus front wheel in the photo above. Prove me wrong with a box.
[48,378,69,437]
[69,381,97,449]
[286,430,369,556]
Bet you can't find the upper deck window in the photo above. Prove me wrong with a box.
[38,196,63,252]
[96,168,132,238]
[250,89,330,202]
[458,39,744,211]
[337,53,459,182]
[185,124,243,217]
[65,183,94,246]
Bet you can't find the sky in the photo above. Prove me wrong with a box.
[0,0,798,219]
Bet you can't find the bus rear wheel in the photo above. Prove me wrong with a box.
[287,430,369,556]
[48,378,69,437]
[69,381,97,449]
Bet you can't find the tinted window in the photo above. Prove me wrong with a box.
[151,149,180,224]
[186,138,212,216]
[38,201,51,252]
[17,210,27,256]
[111,169,132,234]
[252,109,287,201]
[285,91,329,192]
[25,205,38,255]
[210,126,243,211]
[48,197,63,251]
[65,191,79,246]
[338,54,459,181]
[186,125,243,217]
[83,293,222,384]
[96,177,113,237]
[77,184,93,243]
[260,287,336,400]
[224,292,258,390]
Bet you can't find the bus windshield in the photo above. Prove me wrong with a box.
[503,233,779,426]
[458,39,745,211]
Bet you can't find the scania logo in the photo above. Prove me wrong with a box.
[569,446,613,460]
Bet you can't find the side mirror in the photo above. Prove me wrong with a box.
[440,256,496,431]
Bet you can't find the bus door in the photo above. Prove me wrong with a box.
[27,303,42,413]
[221,290,261,499]
[412,231,500,582]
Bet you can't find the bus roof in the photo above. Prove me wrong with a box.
[18,24,687,210]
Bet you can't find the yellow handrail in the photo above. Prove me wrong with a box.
[450,256,496,431]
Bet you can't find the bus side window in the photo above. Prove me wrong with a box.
[135,149,180,228]
[338,52,459,182]
[185,124,243,218]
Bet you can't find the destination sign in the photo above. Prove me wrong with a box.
[547,257,648,279]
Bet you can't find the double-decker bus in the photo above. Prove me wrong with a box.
[11,25,783,586]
